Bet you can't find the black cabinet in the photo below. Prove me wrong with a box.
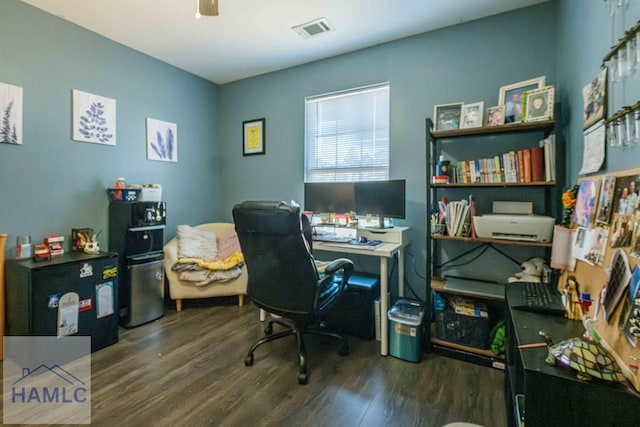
[505,283,640,427]
[5,252,119,352]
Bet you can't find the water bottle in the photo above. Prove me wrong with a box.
[115,177,127,189]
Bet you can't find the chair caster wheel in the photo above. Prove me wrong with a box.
[338,343,349,356]
[244,354,254,366]
[298,372,308,385]
[264,325,273,335]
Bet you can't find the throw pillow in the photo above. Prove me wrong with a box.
[177,225,218,262]
[216,231,241,261]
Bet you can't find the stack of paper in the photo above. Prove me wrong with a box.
[445,199,470,237]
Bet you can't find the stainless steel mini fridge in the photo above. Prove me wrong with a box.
[109,201,166,327]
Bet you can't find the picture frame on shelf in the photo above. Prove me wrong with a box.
[583,67,607,130]
[486,105,505,126]
[433,102,463,131]
[498,76,546,123]
[460,101,484,129]
[523,85,555,122]
[242,118,265,156]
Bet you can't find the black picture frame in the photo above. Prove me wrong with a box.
[242,118,265,156]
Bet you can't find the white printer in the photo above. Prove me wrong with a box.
[473,201,555,243]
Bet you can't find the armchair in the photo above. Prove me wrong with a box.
[232,201,354,384]
[163,223,248,312]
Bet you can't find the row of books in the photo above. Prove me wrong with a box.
[444,200,472,237]
[446,134,556,184]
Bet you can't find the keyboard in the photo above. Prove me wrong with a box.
[312,234,353,243]
[515,282,565,314]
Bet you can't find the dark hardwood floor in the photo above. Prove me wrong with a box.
[4,298,507,427]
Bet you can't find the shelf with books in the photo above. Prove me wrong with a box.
[431,181,555,188]
[430,234,553,247]
[425,114,561,368]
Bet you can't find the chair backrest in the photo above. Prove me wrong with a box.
[232,201,320,316]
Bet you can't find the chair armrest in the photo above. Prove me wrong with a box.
[324,258,353,277]
[325,258,354,293]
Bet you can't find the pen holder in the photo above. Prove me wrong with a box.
[431,223,446,236]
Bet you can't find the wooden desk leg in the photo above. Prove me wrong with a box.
[398,249,404,298]
[380,257,389,356]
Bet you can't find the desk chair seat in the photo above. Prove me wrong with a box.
[233,201,354,384]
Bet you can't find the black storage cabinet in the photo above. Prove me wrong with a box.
[326,272,380,340]
[5,252,119,352]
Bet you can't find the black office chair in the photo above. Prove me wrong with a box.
[232,201,354,384]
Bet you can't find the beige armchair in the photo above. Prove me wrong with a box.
[163,223,248,312]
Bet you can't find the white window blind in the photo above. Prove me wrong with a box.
[305,83,390,182]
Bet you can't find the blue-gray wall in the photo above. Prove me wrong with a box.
[3,0,634,299]
[557,0,640,180]
[218,3,559,296]
[0,1,221,251]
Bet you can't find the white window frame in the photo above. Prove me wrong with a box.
[304,83,390,183]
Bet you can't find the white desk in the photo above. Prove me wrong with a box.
[313,227,409,356]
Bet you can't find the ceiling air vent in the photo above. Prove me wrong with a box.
[293,18,334,39]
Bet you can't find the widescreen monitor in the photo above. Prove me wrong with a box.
[355,179,406,228]
[303,182,355,214]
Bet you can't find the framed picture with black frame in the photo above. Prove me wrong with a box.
[243,118,265,156]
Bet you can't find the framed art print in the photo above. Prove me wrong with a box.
[433,103,463,131]
[146,118,177,162]
[523,85,555,122]
[243,118,265,156]
[72,89,116,145]
[498,76,546,123]
[460,101,484,129]
[486,105,505,126]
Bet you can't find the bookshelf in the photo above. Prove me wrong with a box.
[425,117,561,367]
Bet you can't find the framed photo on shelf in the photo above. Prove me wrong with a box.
[498,76,546,123]
[433,102,463,131]
[460,101,484,129]
[583,67,607,130]
[523,85,555,122]
[242,118,265,156]
[486,105,505,126]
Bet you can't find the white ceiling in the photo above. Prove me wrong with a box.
[21,0,550,85]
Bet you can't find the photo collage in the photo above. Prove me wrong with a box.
[572,174,640,267]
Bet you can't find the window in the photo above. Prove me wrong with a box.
[304,83,390,182]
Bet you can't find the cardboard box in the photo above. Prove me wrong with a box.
[448,296,489,318]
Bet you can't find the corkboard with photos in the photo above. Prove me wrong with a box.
[559,167,640,392]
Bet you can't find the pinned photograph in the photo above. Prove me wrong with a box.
[596,176,616,225]
[583,67,607,130]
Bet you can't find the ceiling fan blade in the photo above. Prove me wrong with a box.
[199,0,219,16]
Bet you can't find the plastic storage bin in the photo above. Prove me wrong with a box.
[388,298,425,362]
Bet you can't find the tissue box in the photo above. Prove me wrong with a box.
[140,186,162,202]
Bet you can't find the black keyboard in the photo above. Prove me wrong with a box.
[521,282,565,313]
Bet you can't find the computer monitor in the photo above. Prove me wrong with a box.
[303,182,356,214]
[355,179,406,228]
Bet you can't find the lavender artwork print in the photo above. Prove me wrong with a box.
[146,118,177,162]
[0,82,23,145]
[73,89,116,145]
